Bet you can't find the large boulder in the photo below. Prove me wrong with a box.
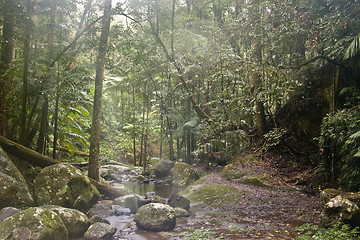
[0,146,34,208]
[168,192,190,211]
[34,163,100,212]
[84,222,116,240]
[321,195,360,227]
[43,205,90,239]
[111,183,133,195]
[153,160,174,178]
[134,203,176,232]
[0,207,68,240]
[172,162,199,186]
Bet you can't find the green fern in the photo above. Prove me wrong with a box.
[344,33,360,60]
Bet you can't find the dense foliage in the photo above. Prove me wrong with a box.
[0,0,359,187]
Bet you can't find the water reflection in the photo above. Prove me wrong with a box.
[123,182,184,198]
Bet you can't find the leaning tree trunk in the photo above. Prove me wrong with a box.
[88,0,112,182]
[0,0,15,137]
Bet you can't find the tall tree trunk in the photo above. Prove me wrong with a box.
[36,0,57,153]
[52,86,60,159]
[88,0,112,181]
[0,0,15,137]
[20,0,33,144]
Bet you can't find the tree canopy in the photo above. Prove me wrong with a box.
[0,0,359,189]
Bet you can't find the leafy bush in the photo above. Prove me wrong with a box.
[318,106,360,190]
[295,222,359,240]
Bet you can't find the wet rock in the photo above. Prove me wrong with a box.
[87,202,115,217]
[34,163,100,212]
[0,207,20,221]
[0,146,34,209]
[84,222,116,240]
[114,194,148,214]
[168,192,190,211]
[153,160,174,178]
[43,205,90,239]
[89,215,110,225]
[172,162,199,186]
[0,207,68,240]
[174,207,189,217]
[321,195,360,227]
[112,205,131,216]
[134,203,176,232]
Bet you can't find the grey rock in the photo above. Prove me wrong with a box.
[134,203,176,232]
[168,192,190,211]
[153,160,174,178]
[0,207,20,221]
[84,222,116,240]
[87,202,115,218]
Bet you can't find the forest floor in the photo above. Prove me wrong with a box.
[166,152,322,239]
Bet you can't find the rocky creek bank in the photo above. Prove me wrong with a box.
[2,145,360,239]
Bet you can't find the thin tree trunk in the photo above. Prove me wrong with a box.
[132,85,136,166]
[88,0,112,181]
[0,0,15,137]
[36,95,49,153]
[52,88,60,159]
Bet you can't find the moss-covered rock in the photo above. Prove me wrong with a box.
[185,184,245,208]
[34,163,100,212]
[0,207,68,240]
[43,205,90,238]
[134,203,176,232]
[172,162,199,187]
[320,188,343,205]
[0,147,34,209]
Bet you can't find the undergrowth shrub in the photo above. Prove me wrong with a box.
[318,106,360,190]
[295,222,359,240]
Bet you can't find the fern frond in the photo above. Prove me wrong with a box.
[349,130,360,140]
[344,33,360,60]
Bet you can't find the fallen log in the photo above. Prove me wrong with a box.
[0,136,125,199]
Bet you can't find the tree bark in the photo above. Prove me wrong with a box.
[88,0,112,182]
[0,0,15,137]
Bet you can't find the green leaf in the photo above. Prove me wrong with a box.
[344,33,360,60]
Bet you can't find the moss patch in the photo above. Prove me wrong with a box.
[185,184,246,207]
